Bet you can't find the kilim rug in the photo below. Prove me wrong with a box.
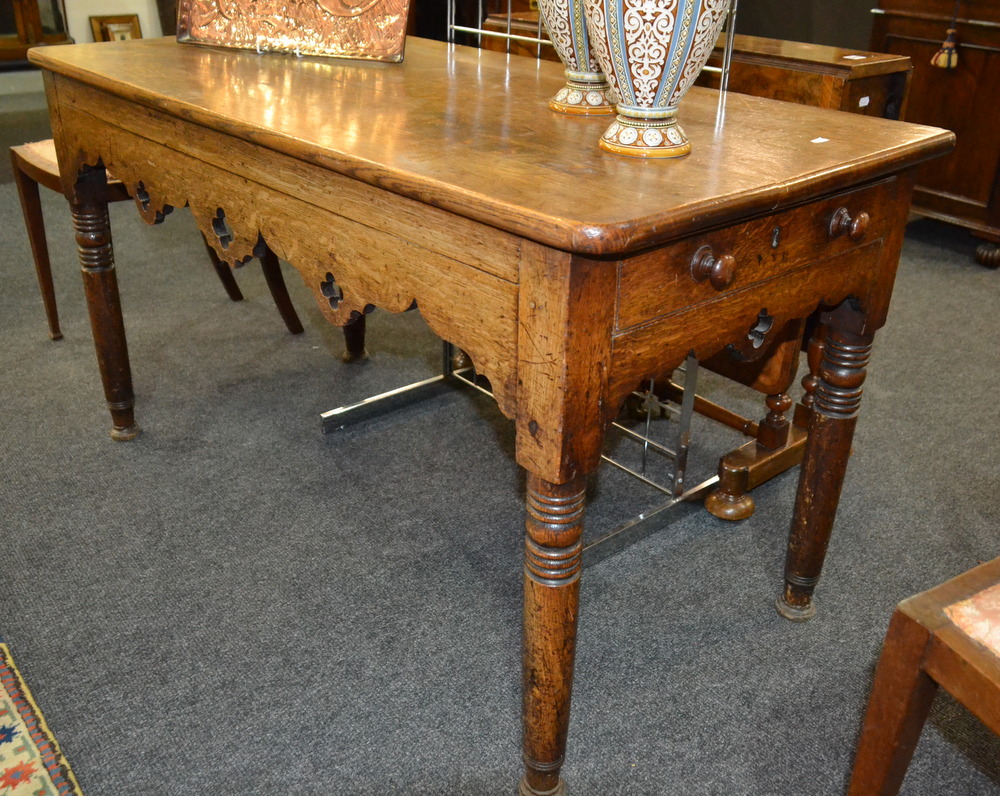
[0,641,82,795]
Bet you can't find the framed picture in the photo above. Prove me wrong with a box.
[90,14,143,42]
[175,0,411,62]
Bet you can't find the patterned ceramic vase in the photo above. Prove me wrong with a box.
[584,0,731,157]
[537,0,616,115]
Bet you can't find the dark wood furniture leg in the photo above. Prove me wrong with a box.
[341,313,368,362]
[703,389,807,521]
[846,608,937,795]
[258,244,305,335]
[11,148,62,340]
[521,474,585,796]
[71,170,139,441]
[777,308,872,620]
[201,236,244,301]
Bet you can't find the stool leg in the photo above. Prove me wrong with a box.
[258,245,304,335]
[848,609,937,796]
[201,235,244,302]
[11,152,62,340]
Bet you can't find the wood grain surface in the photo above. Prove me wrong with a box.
[30,36,953,256]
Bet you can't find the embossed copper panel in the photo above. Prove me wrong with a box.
[176,0,410,62]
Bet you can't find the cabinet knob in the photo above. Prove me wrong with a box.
[829,207,870,241]
[691,246,737,291]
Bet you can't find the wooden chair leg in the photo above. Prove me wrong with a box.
[11,150,62,340]
[258,245,304,335]
[201,235,245,302]
[847,608,938,796]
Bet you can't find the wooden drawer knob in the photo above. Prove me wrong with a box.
[691,245,737,291]
[829,207,870,241]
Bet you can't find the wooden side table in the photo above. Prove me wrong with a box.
[849,557,1000,794]
[30,37,952,794]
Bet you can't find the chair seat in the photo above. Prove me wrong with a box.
[14,138,124,188]
[848,557,1000,795]
[945,581,1000,657]
[16,139,60,176]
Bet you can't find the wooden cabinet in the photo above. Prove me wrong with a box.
[870,0,1000,265]
[697,35,911,120]
[0,0,71,66]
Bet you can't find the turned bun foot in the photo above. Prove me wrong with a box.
[775,593,816,622]
[341,347,368,364]
[519,776,567,796]
[110,424,141,441]
[704,489,756,521]
[975,242,1000,268]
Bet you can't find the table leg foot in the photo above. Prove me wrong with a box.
[519,775,568,796]
[704,489,755,521]
[110,423,141,442]
[775,590,815,622]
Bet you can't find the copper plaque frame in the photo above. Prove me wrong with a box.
[176,0,411,62]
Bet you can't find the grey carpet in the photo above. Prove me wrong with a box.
[1,151,999,794]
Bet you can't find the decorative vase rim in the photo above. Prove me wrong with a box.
[615,105,679,120]
[564,69,609,85]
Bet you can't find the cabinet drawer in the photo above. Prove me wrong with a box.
[615,178,896,332]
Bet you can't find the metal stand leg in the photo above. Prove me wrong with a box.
[320,345,717,567]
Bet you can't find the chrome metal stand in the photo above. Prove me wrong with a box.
[321,342,716,567]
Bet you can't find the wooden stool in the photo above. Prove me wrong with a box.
[10,139,303,340]
[848,557,1000,794]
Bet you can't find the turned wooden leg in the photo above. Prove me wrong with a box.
[757,392,792,450]
[259,244,305,335]
[793,322,826,427]
[847,609,937,796]
[341,313,368,363]
[777,322,872,620]
[201,235,244,302]
[72,188,139,441]
[521,474,585,796]
[11,153,62,340]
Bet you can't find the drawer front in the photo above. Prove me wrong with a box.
[615,177,897,332]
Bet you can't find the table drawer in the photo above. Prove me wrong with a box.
[615,178,897,332]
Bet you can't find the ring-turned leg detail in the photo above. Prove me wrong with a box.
[778,325,872,620]
[522,474,585,796]
[71,190,140,441]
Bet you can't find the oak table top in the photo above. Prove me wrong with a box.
[31,35,953,795]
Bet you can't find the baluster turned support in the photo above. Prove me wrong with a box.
[756,391,793,449]
[521,474,586,796]
[778,320,873,620]
[71,170,140,441]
